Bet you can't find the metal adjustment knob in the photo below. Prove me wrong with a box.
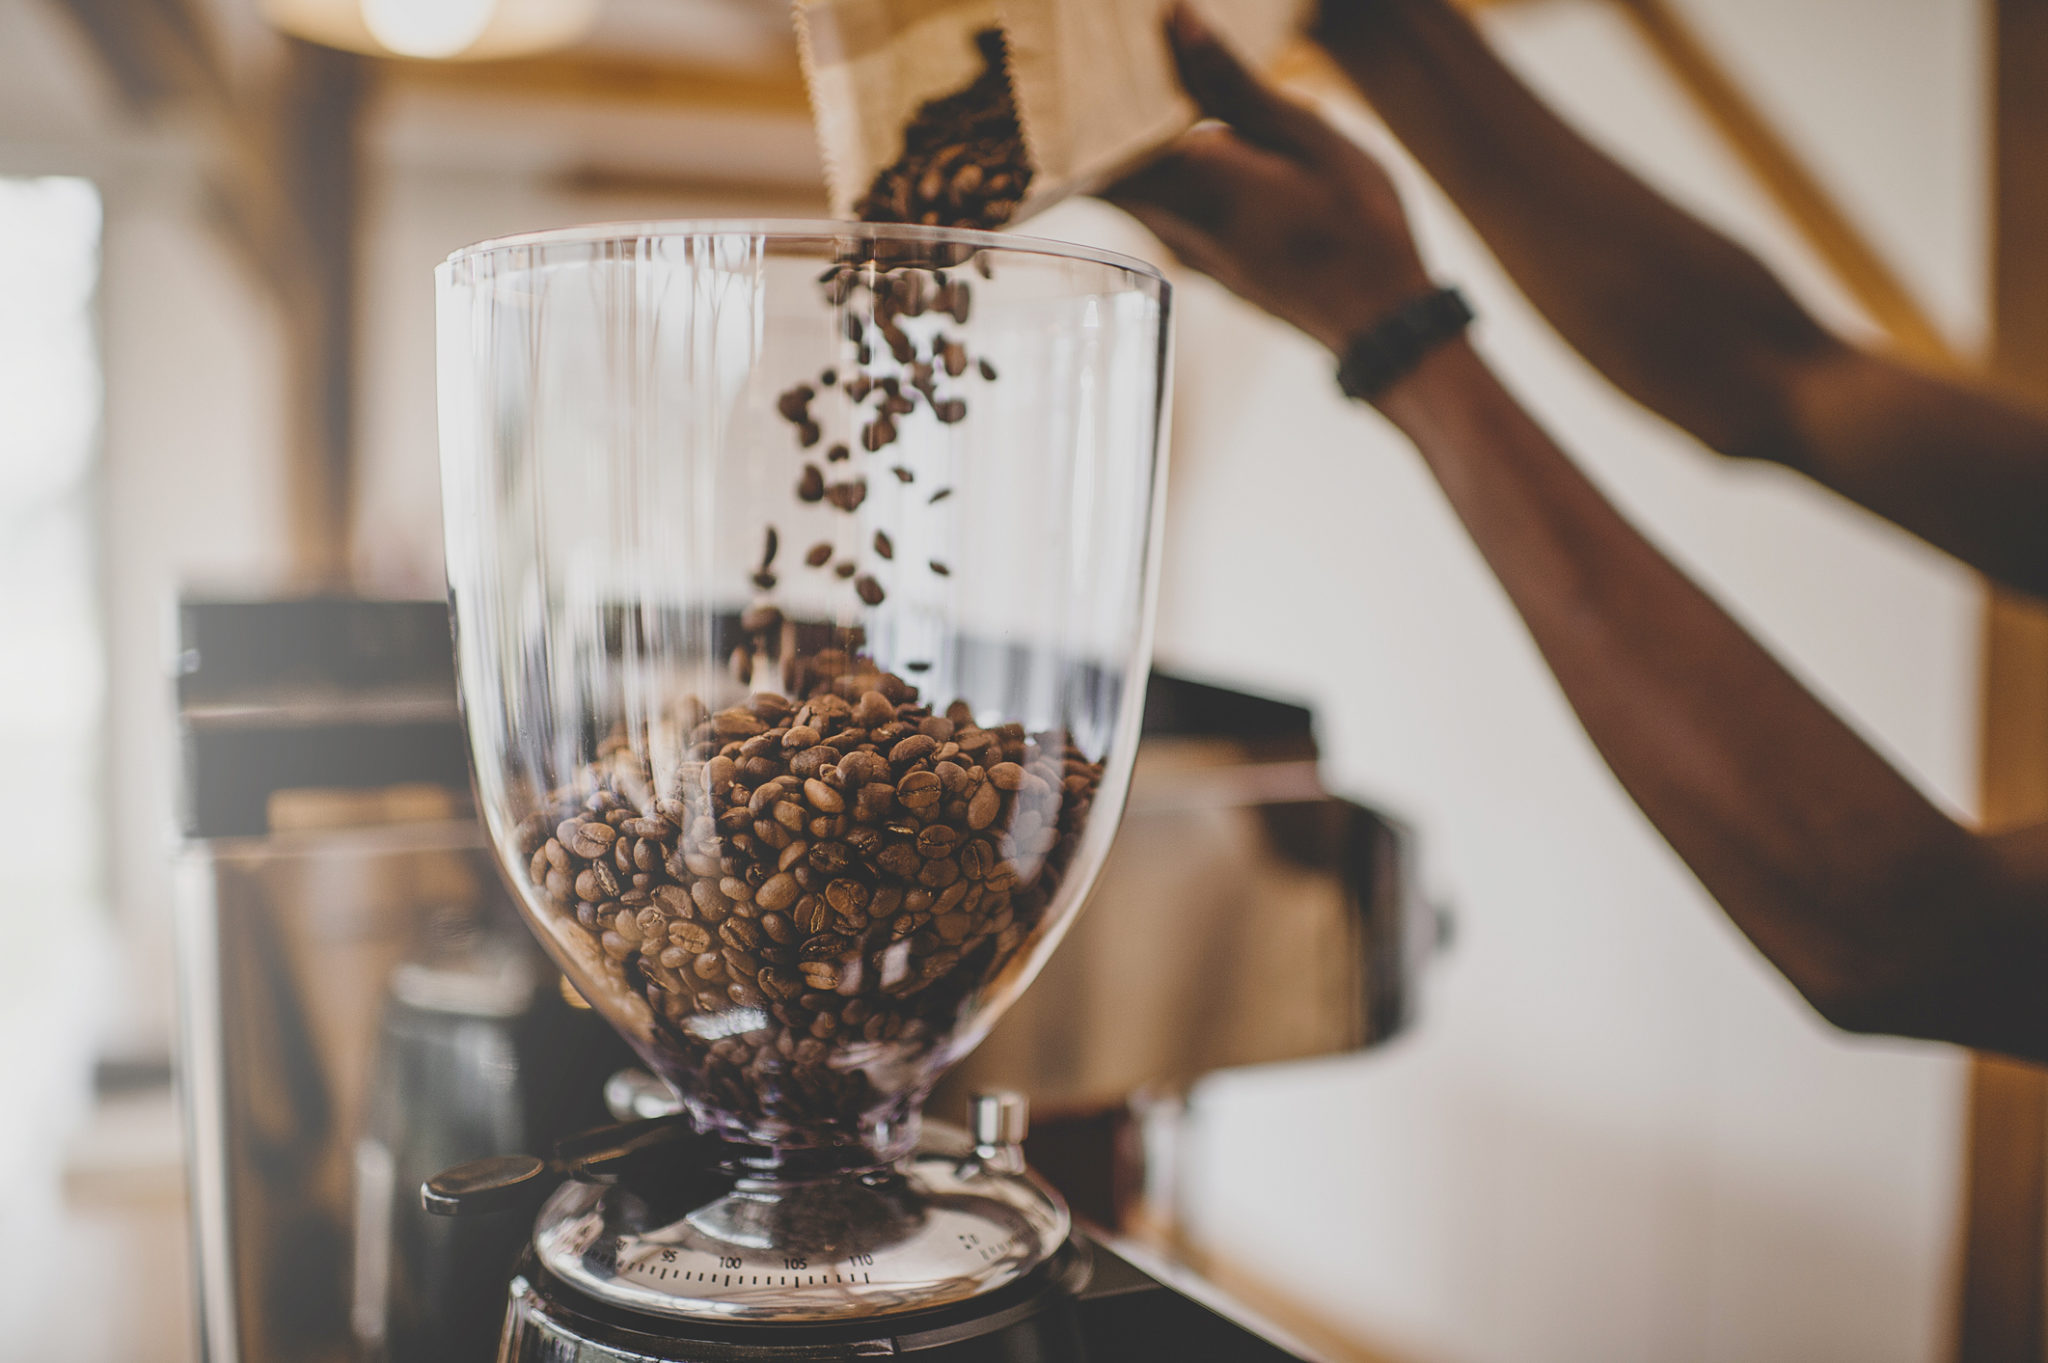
[968,1090,1029,1174]
[605,1067,685,1122]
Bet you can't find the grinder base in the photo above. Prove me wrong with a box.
[533,1120,1069,1324]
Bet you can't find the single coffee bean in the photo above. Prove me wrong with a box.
[855,574,886,606]
[560,819,616,859]
[796,895,833,935]
[966,773,999,826]
[916,824,961,858]
[890,733,939,766]
[874,531,894,560]
[756,872,801,912]
[788,745,836,780]
[809,840,854,873]
[759,967,802,1001]
[854,783,896,823]
[777,385,814,423]
[896,769,942,813]
[876,842,921,877]
[713,707,767,738]
[805,541,833,568]
[825,878,871,917]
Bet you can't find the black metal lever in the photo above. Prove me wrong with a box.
[421,1115,713,1217]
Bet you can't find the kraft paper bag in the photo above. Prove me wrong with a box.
[796,0,1309,226]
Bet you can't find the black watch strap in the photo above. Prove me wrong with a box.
[1335,286,1475,402]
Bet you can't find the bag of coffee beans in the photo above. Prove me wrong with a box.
[796,0,1308,229]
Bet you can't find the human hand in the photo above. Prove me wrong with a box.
[1106,3,1433,354]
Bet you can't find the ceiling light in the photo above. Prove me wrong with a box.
[262,0,599,61]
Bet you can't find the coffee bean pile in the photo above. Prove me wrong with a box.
[855,28,1034,229]
[513,657,1103,1148]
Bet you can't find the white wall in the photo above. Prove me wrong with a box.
[1017,3,1983,1361]
[0,0,301,1047]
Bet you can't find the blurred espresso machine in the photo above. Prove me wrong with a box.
[174,596,1444,1362]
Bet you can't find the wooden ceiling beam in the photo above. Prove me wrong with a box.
[379,51,812,117]
[44,0,230,115]
[1607,0,1956,367]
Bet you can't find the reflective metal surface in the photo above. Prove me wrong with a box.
[532,1122,1070,1322]
[497,1232,1319,1363]
[942,732,1441,1112]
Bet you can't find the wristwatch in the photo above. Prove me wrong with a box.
[1335,286,1475,402]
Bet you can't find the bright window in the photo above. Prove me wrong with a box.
[0,176,104,968]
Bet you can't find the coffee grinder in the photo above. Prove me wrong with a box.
[427,221,1316,1359]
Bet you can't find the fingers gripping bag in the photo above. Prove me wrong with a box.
[796,0,1311,228]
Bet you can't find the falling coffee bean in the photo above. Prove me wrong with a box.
[874,531,894,560]
[855,574,886,606]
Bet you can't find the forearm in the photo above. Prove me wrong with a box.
[1776,350,2048,599]
[1324,0,2048,596]
[1377,339,2036,1048]
[1319,0,1836,461]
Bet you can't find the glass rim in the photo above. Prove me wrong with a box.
[440,217,1169,289]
